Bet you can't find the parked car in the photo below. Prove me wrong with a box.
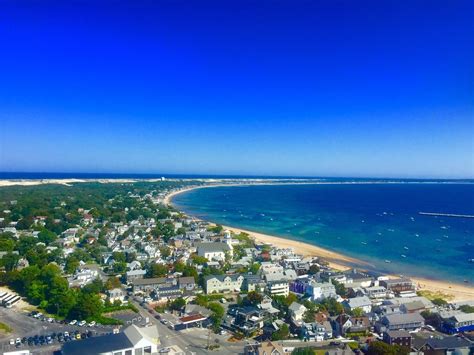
[78,320,87,326]
[88,321,96,327]
[69,320,77,325]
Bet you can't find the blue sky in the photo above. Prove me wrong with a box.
[0,0,473,178]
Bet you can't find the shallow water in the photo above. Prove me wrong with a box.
[173,183,474,283]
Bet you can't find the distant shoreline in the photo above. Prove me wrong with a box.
[166,184,474,302]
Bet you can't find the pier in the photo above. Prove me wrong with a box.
[419,212,474,219]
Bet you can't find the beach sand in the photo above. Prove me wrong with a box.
[0,179,140,187]
[166,185,474,302]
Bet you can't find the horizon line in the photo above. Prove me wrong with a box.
[0,171,473,181]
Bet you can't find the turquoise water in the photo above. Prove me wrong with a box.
[173,183,474,283]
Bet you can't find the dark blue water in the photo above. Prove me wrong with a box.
[173,183,474,283]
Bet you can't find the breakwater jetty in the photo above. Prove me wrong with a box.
[419,212,474,219]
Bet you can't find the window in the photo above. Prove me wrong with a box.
[125,351,132,355]
[135,349,143,355]
[144,346,152,353]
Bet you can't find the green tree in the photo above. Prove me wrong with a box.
[272,323,289,341]
[367,341,408,355]
[170,298,186,311]
[70,291,103,320]
[148,263,168,277]
[432,298,448,306]
[0,252,20,271]
[459,305,474,313]
[331,279,347,297]
[308,264,320,274]
[37,229,57,245]
[351,307,364,317]
[245,291,263,306]
[105,277,122,290]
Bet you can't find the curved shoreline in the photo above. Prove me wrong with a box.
[166,184,474,302]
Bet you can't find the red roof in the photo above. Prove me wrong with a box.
[179,313,207,324]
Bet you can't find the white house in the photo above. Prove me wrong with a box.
[342,296,372,313]
[289,302,307,325]
[306,281,337,301]
[204,274,244,294]
[196,242,232,261]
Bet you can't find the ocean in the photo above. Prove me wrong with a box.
[172,183,474,283]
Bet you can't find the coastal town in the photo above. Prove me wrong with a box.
[0,180,474,355]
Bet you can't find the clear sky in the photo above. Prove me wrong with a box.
[0,0,473,178]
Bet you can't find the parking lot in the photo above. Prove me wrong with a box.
[0,307,118,354]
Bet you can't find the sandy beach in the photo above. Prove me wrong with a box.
[166,185,474,302]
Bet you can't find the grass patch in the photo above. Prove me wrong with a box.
[103,304,139,314]
[0,322,13,333]
[417,290,454,302]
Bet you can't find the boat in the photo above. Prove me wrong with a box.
[415,233,420,237]
[361,242,367,245]
[468,259,474,263]
[401,254,407,258]
[403,246,409,250]
[385,260,391,263]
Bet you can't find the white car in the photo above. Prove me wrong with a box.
[16,337,21,344]
[88,321,96,327]
[78,320,87,326]
[9,339,15,345]
[69,319,77,325]
[47,317,54,323]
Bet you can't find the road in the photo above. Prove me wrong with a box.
[131,299,247,354]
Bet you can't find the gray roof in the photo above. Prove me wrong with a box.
[133,277,168,286]
[196,242,231,253]
[386,330,411,338]
[204,274,243,282]
[425,336,471,350]
[62,332,133,355]
[384,312,424,325]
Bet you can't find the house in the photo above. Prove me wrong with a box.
[267,280,289,297]
[334,315,370,336]
[61,324,159,355]
[233,307,265,336]
[204,274,244,294]
[244,341,291,355]
[126,269,147,282]
[196,242,232,261]
[364,285,387,299]
[154,285,182,302]
[342,296,372,313]
[68,267,99,288]
[243,274,266,292]
[442,312,474,334]
[289,302,307,325]
[377,312,424,332]
[306,281,337,301]
[175,313,208,331]
[400,300,427,314]
[133,277,168,292]
[414,336,472,355]
[107,288,125,303]
[380,278,415,294]
[383,330,412,351]
[178,276,196,291]
[127,260,142,271]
